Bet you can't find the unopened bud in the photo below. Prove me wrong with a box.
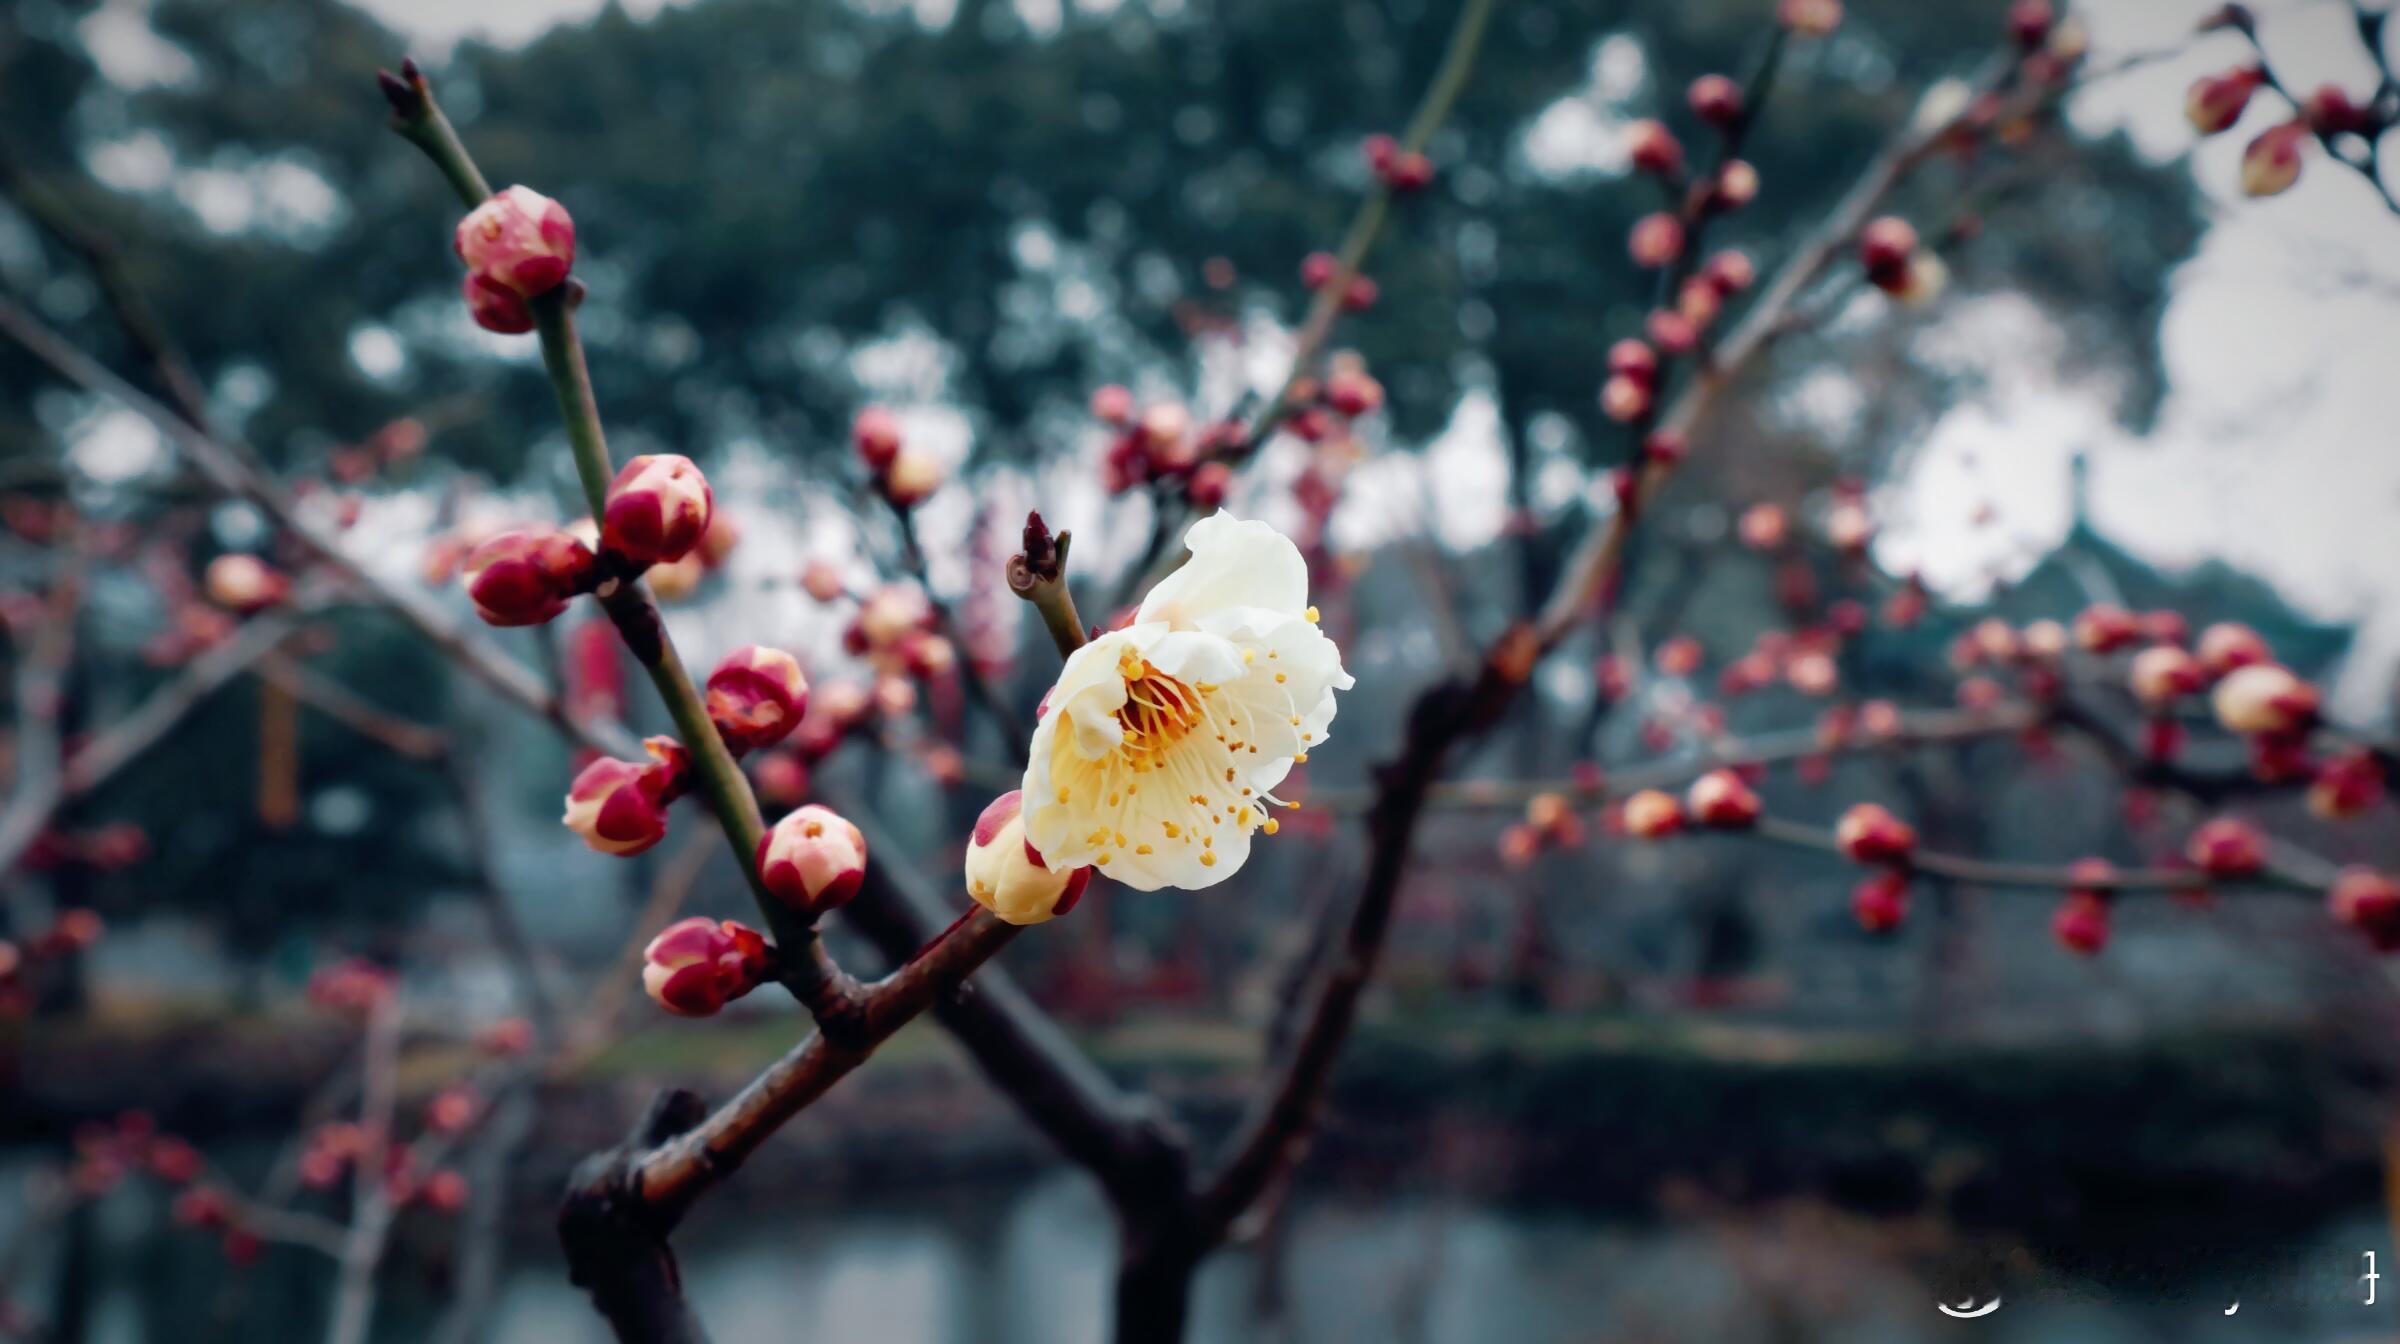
[1686,769,1761,828]
[2184,66,2263,135]
[1688,74,1743,126]
[2239,120,2308,197]
[853,406,904,469]
[1187,460,1232,509]
[462,529,594,627]
[1600,375,1652,423]
[462,272,534,334]
[2308,749,2383,820]
[706,645,809,752]
[2073,602,2143,653]
[2006,0,2054,48]
[1859,216,1919,288]
[601,453,713,567]
[1712,160,1759,210]
[1325,368,1384,418]
[2304,83,2374,136]
[2185,816,2263,877]
[1780,0,1844,35]
[2050,890,2109,955]
[453,186,575,299]
[2330,867,2400,950]
[204,554,289,614]
[1607,338,1659,385]
[562,754,673,857]
[2129,643,2205,708]
[1627,120,1683,176]
[641,916,771,1017]
[964,791,1092,925]
[1835,802,1916,864]
[1622,788,1684,839]
[2211,663,2317,735]
[801,559,848,603]
[881,450,945,507]
[757,804,868,916]
[1851,871,1909,931]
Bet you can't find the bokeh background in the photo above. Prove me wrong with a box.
[4,0,2400,1340]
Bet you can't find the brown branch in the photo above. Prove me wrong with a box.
[0,551,83,875]
[1747,814,2324,894]
[323,997,404,1344]
[258,652,451,762]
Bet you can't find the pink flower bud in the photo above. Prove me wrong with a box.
[1859,216,1918,288]
[1712,160,1760,210]
[1326,368,1384,418]
[1607,338,1659,384]
[452,186,575,299]
[2186,817,2264,876]
[1646,309,1699,354]
[1643,430,1687,465]
[462,272,534,334]
[462,529,595,627]
[562,755,673,857]
[1835,802,1916,864]
[2199,622,2272,675]
[1622,788,1684,839]
[1688,74,1743,126]
[2051,891,2109,955]
[2240,120,2309,197]
[1686,769,1761,828]
[1600,375,1652,423]
[800,560,848,603]
[853,406,904,469]
[1851,871,1908,931]
[964,791,1093,925]
[757,804,868,916]
[1380,149,1435,192]
[641,916,771,1017]
[2308,749,2383,819]
[1629,212,1685,268]
[421,1170,469,1214]
[1702,250,1757,294]
[601,454,713,567]
[2330,867,2400,950]
[1300,251,1340,290]
[425,1085,478,1136]
[1090,384,1136,425]
[2210,663,2317,735]
[1627,120,1683,176]
[2007,0,2054,48]
[2304,83,2373,136]
[881,450,944,507]
[706,645,809,752]
[2184,67,2263,135]
[1738,502,1788,550]
[1187,461,1232,509]
[2073,602,2142,653]
[2129,643,2205,708]
[1344,275,1380,311]
[1779,0,1843,36]
[204,554,289,613]
[1362,133,1399,173]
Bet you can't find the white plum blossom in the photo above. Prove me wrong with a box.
[1020,512,1353,890]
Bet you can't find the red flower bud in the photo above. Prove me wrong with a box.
[1089,384,1135,426]
[2072,602,2143,653]
[2007,0,2054,48]
[2129,644,2205,708]
[2185,816,2264,877]
[852,406,904,469]
[1686,769,1761,828]
[964,791,1093,925]
[704,645,808,753]
[1688,74,1743,126]
[453,185,575,299]
[462,271,533,334]
[1835,802,1916,864]
[1859,216,1919,287]
[1607,338,1659,384]
[1622,788,1684,839]
[1851,871,1909,932]
[462,529,595,627]
[2051,891,2109,956]
[601,453,713,567]
[1187,461,1232,509]
[1344,275,1380,311]
[2185,66,2263,135]
[1600,375,1651,423]
[1646,309,1699,354]
[2308,749,2383,820]
[1712,160,1760,210]
[203,554,289,614]
[1627,119,1683,176]
[1701,249,1756,294]
[2240,120,2309,197]
[2330,867,2400,950]
[420,1169,469,1214]
[1629,212,1684,268]
[757,804,868,916]
[562,755,674,857]
[1300,251,1340,290]
[2210,663,2317,736]
[1326,368,1385,418]
[641,916,771,1017]
[2304,83,2374,136]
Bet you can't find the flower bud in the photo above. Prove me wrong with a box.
[706,645,809,752]
[1325,368,1384,418]
[453,185,575,299]
[2007,0,2054,46]
[1738,502,1788,550]
[1851,871,1908,932]
[1688,74,1743,126]
[2240,120,2308,197]
[1600,375,1652,423]
[204,554,289,613]
[1090,384,1135,426]
[2304,83,2373,136]
[1627,120,1683,176]
[1712,160,1760,210]
[1344,275,1379,311]
[1187,461,1232,509]
[2195,621,2269,677]
[1646,309,1699,354]
[2129,644,2205,708]
[421,1170,470,1214]
[2330,867,2400,950]
[1380,149,1435,192]
[964,791,1092,925]
[562,755,673,857]
[1859,217,1918,288]
[462,272,534,334]
[1894,252,1948,307]
[881,450,944,507]
[601,454,713,567]
[2185,66,2263,135]
[1686,769,1761,828]
[1606,339,1659,385]
[2186,816,2263,877]
[1835,802,1915,864]
[641,916,771,1017]
[1629,212,1684,268]
[853,406,904,469]
[801,560,848,603]
[1300,250,1339,289]
[1779,0,1843,37]
[2210,663,2317,735]
[2051,891,2109,955]
[757,803,868,916]
[1701,249,1757,294]
[2073,602,2143,653]
[2308,749,2382,820]
[462,529,595,627]
[1622,788,1684,839]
